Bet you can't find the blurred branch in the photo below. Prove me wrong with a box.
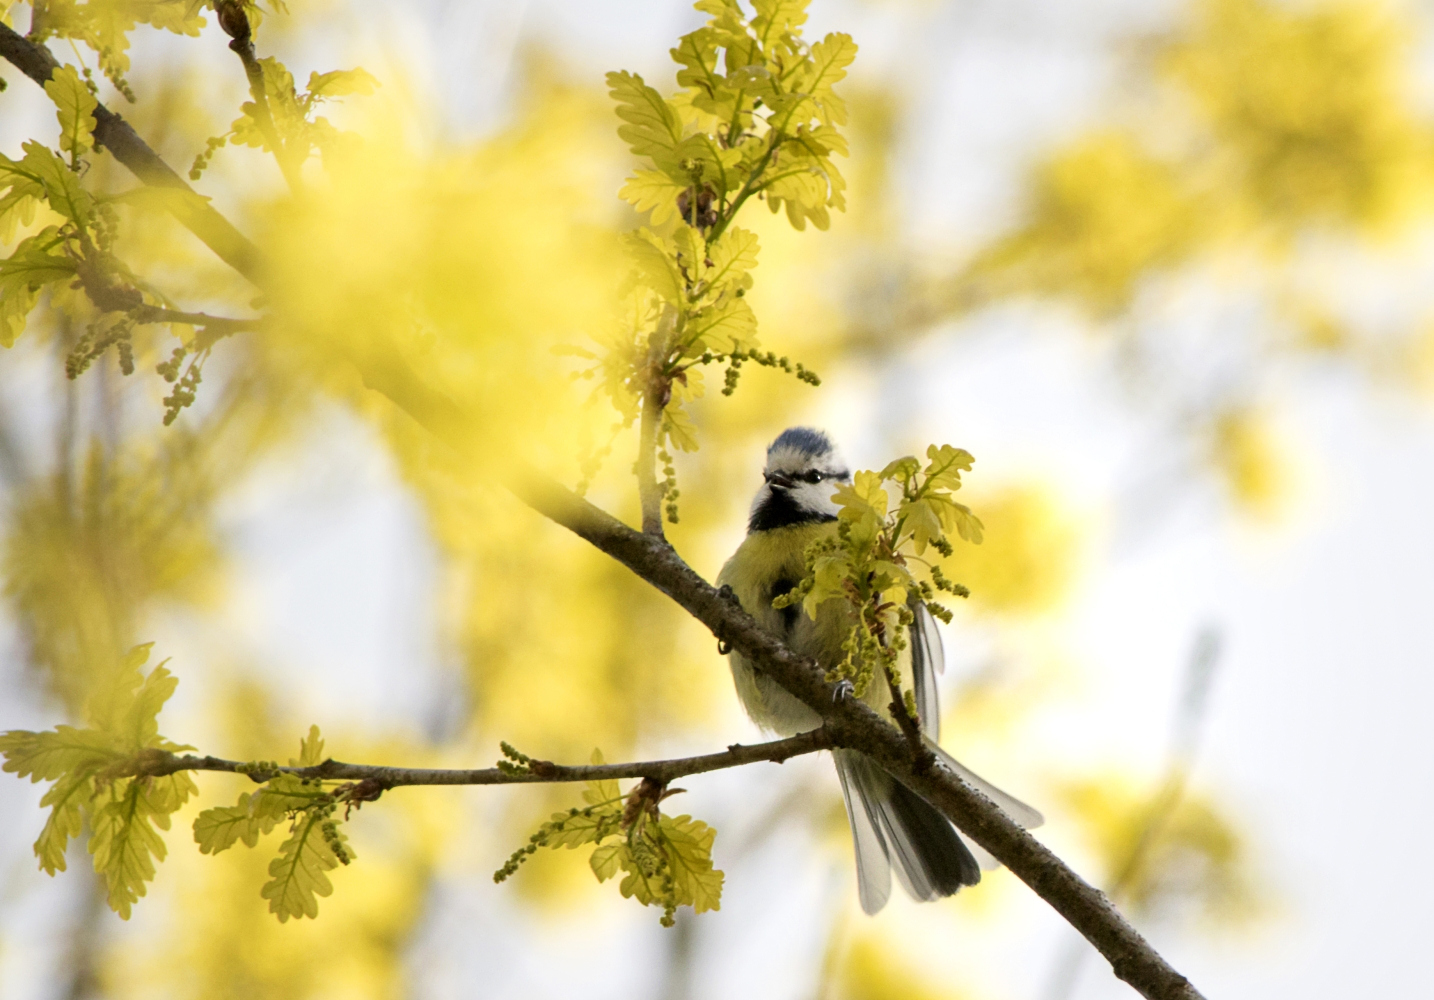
[1043,627,1224,1000]
[129,729,834,787]
[0,21,263,282]
[1,21,1203,999]
[215,0,305,194]
[131,306,264,333]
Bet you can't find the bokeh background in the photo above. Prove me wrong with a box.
[3,1,1434,998]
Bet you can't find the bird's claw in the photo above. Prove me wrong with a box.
[832,679,855,703]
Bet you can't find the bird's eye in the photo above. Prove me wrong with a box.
[802,470,824,484]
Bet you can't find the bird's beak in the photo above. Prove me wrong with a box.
[763,471,795,490]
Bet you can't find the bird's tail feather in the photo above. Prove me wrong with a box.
[833,749,980,914]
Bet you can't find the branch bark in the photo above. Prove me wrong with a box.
[0,32,1203,1000]
[132,729,832,787]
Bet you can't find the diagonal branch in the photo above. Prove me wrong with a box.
[0,27,1202,999]
[127,729,833,787]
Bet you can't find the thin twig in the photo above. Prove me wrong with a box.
[221,12,305,195]
[129,305,264,333]
[129,729,833,788]
[1043,627,1223,1000]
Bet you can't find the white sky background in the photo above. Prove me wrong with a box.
[4,1,1434,999]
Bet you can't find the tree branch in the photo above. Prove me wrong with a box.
[215,2,305,194]
[129,729,833,788]
[130,305,263,332]
[0,20,264,283]
[0,25,1203,998]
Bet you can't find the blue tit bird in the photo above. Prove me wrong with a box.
[717,427,1043,914]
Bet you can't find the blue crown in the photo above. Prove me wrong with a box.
[768,426,834,457]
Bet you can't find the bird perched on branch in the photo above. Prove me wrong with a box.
[717,427,1042,914]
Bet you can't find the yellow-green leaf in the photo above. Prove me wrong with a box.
[660,813,724,913]
[0,726,121,782]
[620,169,687,225]
[293,724,325,767]
[902,497,945,555]
[685,296,756,355]
[663,402,701,453]
[607,70,684,166]
[34,771,93,874]
[251,773,326,819]
[16,141,93,225]
[590,842,625,881]
[625,228,683,302]
[194,791,276,854]
[795,32,857,126]
[307,68,380,100]
[90,773,193,920]
[44,66,97,163]
[119,662,177,749]
[704,227,760,292]
[582,748,621,807]
[262,811,343,922]
[833,470,889,520]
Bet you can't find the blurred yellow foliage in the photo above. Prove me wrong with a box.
[261,70,623,476]
[966,0,1434,317]
[832,934,975,1000]
[1061,776,1262,926]
[1166,0,1434,233]
[969,131,1207,314]
[942,485,1082,616]
[1212,407,1292,518]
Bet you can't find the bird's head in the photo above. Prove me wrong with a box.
[748,427,852,532]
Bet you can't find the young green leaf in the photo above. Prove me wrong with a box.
[194,791,277,854]
[607,70,685,169]
[793,33,858,126]
[293,724,325,766]
[660,813,724,913]
[89,773,196,919]
[34,772,95,875]
[0,230,78,347]
[590,841,626,881]
[306,68,379,100]
[43,65,98,164]
[619,169,687,225]
[262,808,351,922]
[15,141,93,226]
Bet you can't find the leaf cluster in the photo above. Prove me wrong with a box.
[1,111,181,376]
[25,0,207,102]
[208,59,378,178]
[772,445,984,703]
[571,0,854,512]
[494,750,723,927]
[192,724,362,923]
[0,642,196,919]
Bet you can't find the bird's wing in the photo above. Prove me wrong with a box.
[909,597,944,740]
